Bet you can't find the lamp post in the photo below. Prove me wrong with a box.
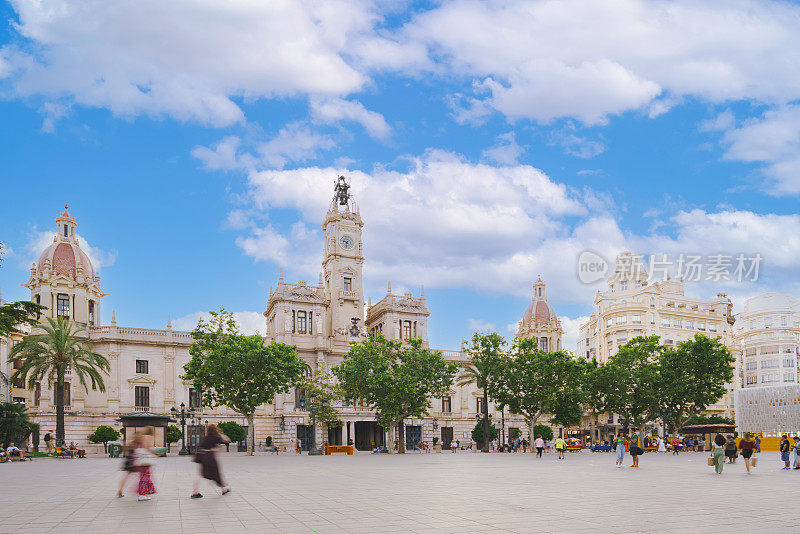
[307,393,324,455]
[170,402,194,456]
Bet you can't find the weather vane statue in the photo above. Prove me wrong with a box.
[334,175,350,206]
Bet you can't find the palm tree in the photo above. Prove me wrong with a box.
[458,332,506,452]
[9,317,110,445]
[0,401,34,448]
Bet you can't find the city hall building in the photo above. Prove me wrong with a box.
[2,182,563,454]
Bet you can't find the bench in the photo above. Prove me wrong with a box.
[325,445,354,455]
[591,445,612,452]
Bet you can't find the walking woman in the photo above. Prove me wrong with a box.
[117,435,137,497]
[739,433,756,474]
[724,435,737,464]
[712,433,726,475]
[614,432,626,467]
[191,424,231,498]
[132,429,159,501]
[534,435,545,458]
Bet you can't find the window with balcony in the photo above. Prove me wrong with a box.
[784,373,795,382]
[135,359,149,374]
[632,315,641,324]
[135,386,149,409]
[697,322,706,331]
[673,319,682,328]
[616,316,627,325]
[708,324,717,332]
[57,294,70,319]
[606,318,613,328]
[746,375,757,385]
[745,361,758,371]
[621,282,628,290]
[784,358,795,368]
[442,396,451,413]
[343,277,352,292]
[685,321,693,329]
[650,297,655,307]
[761,359,779,369]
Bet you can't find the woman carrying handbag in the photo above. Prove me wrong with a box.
[132,428,160,501]
[710,433,725,475]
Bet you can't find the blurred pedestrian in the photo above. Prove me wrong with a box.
[534,435,544,458]
[724,435,737,464]
[132,428,159,501]
[191,424,232,499]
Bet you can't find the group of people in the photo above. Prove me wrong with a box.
[710,433,758,474]
[613,431,664,467]
[117,424,232,501]
[2,442,31,461]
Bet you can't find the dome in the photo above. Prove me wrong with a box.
[522,299,558,326]
[37,241,94,279]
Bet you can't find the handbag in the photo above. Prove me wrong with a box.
[750,457,758,467]
[707,456,715,466]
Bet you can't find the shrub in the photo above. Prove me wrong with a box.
[533,424,554,442]
[218,421,246,451]
[471,421,498,446]
[88,425,120,453]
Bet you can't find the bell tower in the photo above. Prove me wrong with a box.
[322,176,365,338]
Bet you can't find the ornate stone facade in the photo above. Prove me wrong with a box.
[4,185,528,454]
[516,277,563,351]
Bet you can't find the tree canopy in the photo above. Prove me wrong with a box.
[494,338,586,441]
[182,309,307,455]
[333,333,457,453]
[657,335,734,432]
[9,317,109,444]
[89,425,120,452]
[458,332,506,452]
[0,401,34,447]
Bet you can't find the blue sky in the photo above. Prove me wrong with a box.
[2,0,800,350]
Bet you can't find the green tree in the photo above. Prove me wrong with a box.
[600,336,662,436]
[89,425,120,453]
[493,339,587,446]
[471,420,498,445]
[300,369,344,435]
[684,414,735,426]
[333,333,457,453]
[9,317,110,445]
[657,335,735,433]
[166,425,183,451]
[0,402,34,447]
[508,427,521,440]
[218,421,246,451]
[458,332,506,452]
[182,310,306,455]
[532,423,554,442]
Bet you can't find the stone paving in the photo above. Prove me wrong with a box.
[1,449,798,533]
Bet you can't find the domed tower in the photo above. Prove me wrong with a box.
[517,276,563,351]
[25,207,105,326]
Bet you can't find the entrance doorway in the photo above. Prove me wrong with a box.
[441,427,454,450]
[297,425,313,451]
[405,425,421,450]
[327,426,342,446]
[354,421,385,451]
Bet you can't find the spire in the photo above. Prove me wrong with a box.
[166,314,172,329]
[420,284,425,298]
[387,280,392,294]
[111,310,116,325]
[278,268,284,284]
[318,272,324,287]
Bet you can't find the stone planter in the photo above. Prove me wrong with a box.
[434,443,442,453]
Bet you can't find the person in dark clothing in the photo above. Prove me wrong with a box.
[780,435,791,469]
[191,424,232,498]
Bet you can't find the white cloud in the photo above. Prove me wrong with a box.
[256,123,336,170]
[173,310,265,335]
[3,0,375,125]
[395,0,800,124]
[192,136,252,172]
[467,318,496,332]
[719,105,800,194]
[310,97,391,140]
[39,101,69,133]
[700,110,736,132]
[548,124,605,159]
[482,132,523,165]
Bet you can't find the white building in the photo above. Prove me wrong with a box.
[577,252,737,421]
[733,293,800,389]
[5,182,529,453]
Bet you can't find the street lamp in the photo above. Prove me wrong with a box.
[170,402,194,456]
[307,393,324,456]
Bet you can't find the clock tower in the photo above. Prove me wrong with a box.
[322,176,365,340]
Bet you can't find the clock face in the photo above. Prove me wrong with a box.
[340,235,355,250]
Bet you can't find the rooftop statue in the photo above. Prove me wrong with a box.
[334,175,350,206]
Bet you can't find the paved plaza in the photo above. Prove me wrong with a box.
[1,450,798,533]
